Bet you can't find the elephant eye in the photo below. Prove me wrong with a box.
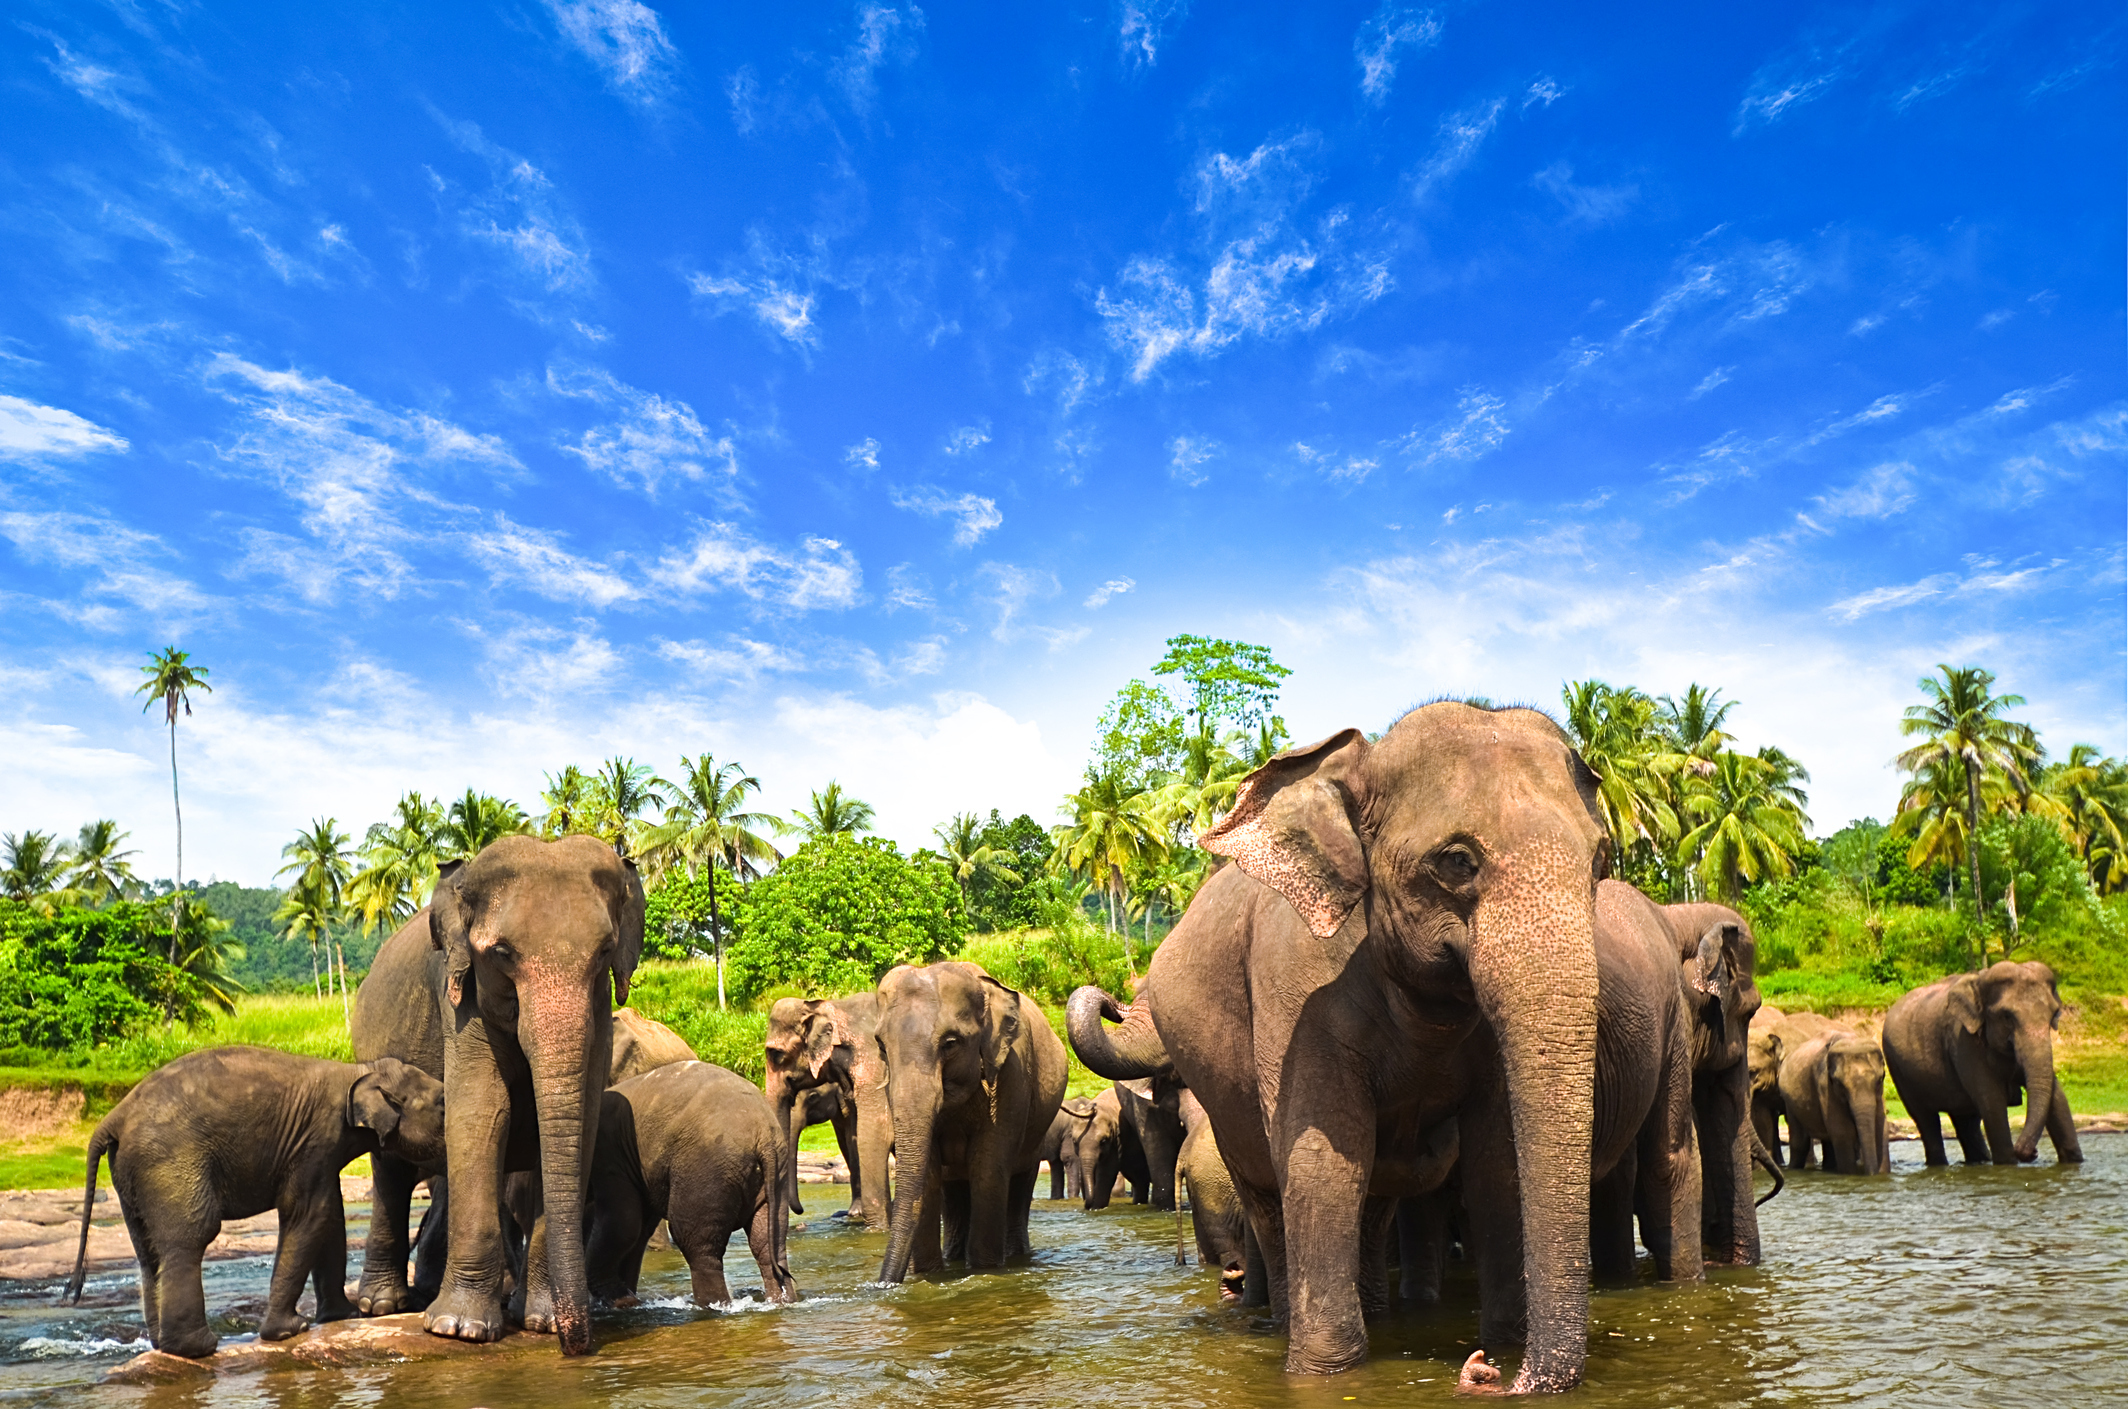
[1433,845,1481,886]
[941,1034,961,1048]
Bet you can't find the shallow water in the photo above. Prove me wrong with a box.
[3,1137,2122,1407]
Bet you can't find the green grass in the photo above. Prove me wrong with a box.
[1757,969,1908,1014]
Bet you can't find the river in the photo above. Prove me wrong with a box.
[3,1136,2120,1407]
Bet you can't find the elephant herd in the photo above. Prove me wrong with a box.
[63,706,2089,1394]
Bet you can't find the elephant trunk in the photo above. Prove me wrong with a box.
[1469,871,1599,1395]
[878,1081,940,1284]
[2013,1028,2057,1162]
[1845,1060,1888,1176]
[764,1071,806,1215]
[1066,986,1170,1080]
[526,1028,598,1356]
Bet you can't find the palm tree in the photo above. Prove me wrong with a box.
[2040,744,2128,892]
[67,820,141,905]
[273,878,338,1002]
[1896,665,2043,965]
[1562,680,1680,858]
[443,790,531,860]
[134,646,211,969]
[1755,745,1812,812]
[2,830,74,912]
[787,781,877,841]
[932,813,1022,909]
[637,754,782,1010]
[537,764,597,838]
[277,818,354,1015]
[1656,684,1738,761]
[168,903,246,1018]
[588,756,664,855]
[1055,765,1167,975]
[350,792,447,936]
[1678,751,1810,904]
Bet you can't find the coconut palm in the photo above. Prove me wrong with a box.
[134,646,211,970]
[1055,766,1167,974]
[931,813,1022,906]
[350,792,447,936]
[443,790,531,860]
[273,878,338,1002]
[537,764,597,838]
[637,753,783,1010]
[277,818,354,1017]
[1895,665,2043,965]
[2039,745,2128,892]
[1562,679,1680,855]
[787,781,876,841]
[67,820,141,905]
[2,830,74,912]
[1656,684,1738,761]
[590,756,665,855]
[1678,751,1810,905]
[168,903,246,1018]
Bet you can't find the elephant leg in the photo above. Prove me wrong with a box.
[1396,1194,1448,1304]
[1007,1167,1037,1261]
[262,1201,322,1341]
[410,1177,448,1303]
[506,1173,559,1332]
[1698,1065,1757,1266]
[2045,1084,2083,1164]
[1357,1195,1398,1318]
[911,1168,945,1274]
[1048,1152,1064,1202]
[154,1241,218,1359]
[831,1108,861,1213]
[1272,1116,1374,1373]
[1978,1089,2020,1166]
[1635,1070,1703,1283]
[123,1212,161,1346]
[963,1163,1010,1270]
[747,1189,798,1303]
[1590,1150,1637,1284]
[584,1189,647,1305]
[1949,1112,1991,1165]
[358,1153,421,1315]
[942,1179,973,1265]
[1232,1180,1285,1315]
[682,1234,733,1306]
[1913,1110,1950,1167]
[425,1091,512,1343]
[854,1085,893,1228]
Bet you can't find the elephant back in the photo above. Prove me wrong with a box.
[351,911,446,1079]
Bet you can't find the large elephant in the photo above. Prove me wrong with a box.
[763,993,891,1226]
[1070,704,1609,1393]
[351,834,643,1355]
[1114,1076,1187,1210]
[1884,961,2083,1166]
[1658,903,1764,1264]
[1777,1028,1889,1174]
[875,961,1068,1281]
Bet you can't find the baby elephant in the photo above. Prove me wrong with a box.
[585,1061,798,1308]
[66,1046,444,1357]
[1778,1029,1889,1175]
[1175,1096,1247,1304]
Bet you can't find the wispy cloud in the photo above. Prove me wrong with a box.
[1295,441,1380,482]
[979,561,1059,641]
[1531,162,1636,225]
[657,634,805,681]
[1813,461,1915,521]
[891,485,1003,546]
[1412,388,1509,465]
[540,0,680,106]
[944,421,990,455]
[549,365,734,495]
[0,396,128,460]
[1524,77,1563,109]
[845,437,882,472]
[1084,577,1135,608]
[1690,366,1733,399]
[1118,0,1189,69]
[433,116,596,310]
[1354,4,1441,103]
[1410,97,1504,200]
[1829,555,2058,622]
[1168,434,1217,486]
[688,270,818,346]
[884,563,933,611]
[0,509,210,625]
[468,514,637,606]
[835,3,925,114]
[651,522,862,610]
[472,619,623,700]
[1023,349,1099,415]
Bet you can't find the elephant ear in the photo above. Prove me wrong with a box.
[608,855,646,1007]
[1946,974,1984,1036]
[978,975,1024,1119]
[1691,922,1738,1040]
[428,859,474,1010]
[1199,729,1371,941]
[803,1000,856,1081]
[349,1059,405,1141]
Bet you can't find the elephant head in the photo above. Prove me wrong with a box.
[875,962,1025,1284]
[1198,703,1608,1394]
[764,998,859,1215]
[1950,960,2065,1162]
[350,1057,446,1165]
[1074,1089,1127,1209]
[1818,1035,1889,1175]
[430,834,642,1355]
[1677,910,1762,1072]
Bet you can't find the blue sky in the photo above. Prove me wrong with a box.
[2,1,2121,885]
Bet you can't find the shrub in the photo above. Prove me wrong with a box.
[724,837,965,1004]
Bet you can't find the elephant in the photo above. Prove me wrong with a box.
[1038,1097,1097,1199]
[1777,1028,1889,1174]
[875,961,1068,1282]
[1175,1090,1249,1304]
[1750,1010,1840,1165]
[763,993,892,1226]
[1069,703,1611,1393]
[1114,1075,1187,1210]
[610,1008,697,1084]
[350,834,644,1354]
[65,1047,444,1357]
[584,1061,797,1308]
[1658,903,1765,1264]
[1072,1087,1140,1210]
[1883,961,2083,1167]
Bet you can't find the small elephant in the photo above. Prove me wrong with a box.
[1039,1098,1096,1199]
[1749,1009,1840,1165]
[66,1047,444,1357]
[1884,961,2082,1167]
[585,1061,797,1308]
[1175,1093,1248,1304]
[1114,1076,1187,1210]
[763,993,891,1226]
[1660,903,1765,1265]
[1073,1087,1138,1209]
[1777,1029,1889,1174]
[610,1008,698,1084]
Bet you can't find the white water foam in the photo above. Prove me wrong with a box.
[17,1335,151,1359]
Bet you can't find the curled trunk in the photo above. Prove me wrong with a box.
[1066,986,1169,1080]
[2013,1029,2056,1161]
[878,1085,939,1284]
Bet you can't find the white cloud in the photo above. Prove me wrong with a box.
[1690,366,1734,399]
[1118,0,1189,69]
[468,515,638,606]
[1524,77,1563,109]
[1084,577,1135,609]
[845,437,882,472]
[436,119,596,307]
[1803,392,1913,447]
[890,486,1003,546]
[835,3,926,114]
[1410,98,1504,200]
[688,271,819,347]
[1294,441,1379,482]
[885,563,934,611]
[550,366,734,494]
[1354,4,1442,103]
[979,562,1059,641]
[473,620,624,700]
[0,396,128,461]
[1813,462,1916,521]
[1168,435,1217,486]
[651,522,862,610]
[944,422,990,455]
[1414,388,1509,464]
[1023,349,1099,414]
[541,0,680,105]
[657,635,805,680]
[0,510,211,624]
[1531,162,1637,225]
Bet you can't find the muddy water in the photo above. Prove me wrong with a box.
[3,1137,2122,1407]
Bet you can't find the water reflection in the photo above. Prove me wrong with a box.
[2,1137,2120,1407]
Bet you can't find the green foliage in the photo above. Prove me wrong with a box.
[0,899,241,1046]
[958,912,1136,1007]
[1095,679,1187,787]
[724,836,964,1003]
[1979,812,2101,934]
[965,811,1059,932]
[1152,634,1291,734]
[642,869,743,962]
[626,961,770,1083]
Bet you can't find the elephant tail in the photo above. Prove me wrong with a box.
[64,1119,116,1305]
[1750,1125,1785,1207]
[1174,1167,1190,1267]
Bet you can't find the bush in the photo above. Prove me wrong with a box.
[959,914,1136,1006]
[626,961,768,1083]
[642,870,743,963]
[724,837,965,1004]
[0,900,219,1046]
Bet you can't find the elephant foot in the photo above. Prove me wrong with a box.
[519,1284,558,1335]
[314,1293,358,1325]
[1459,1350,1505,1395]
[356,1278,423,1316]
[157,1326,220,1359]
[423,1286,508,1343]
[258,1310,312,1342]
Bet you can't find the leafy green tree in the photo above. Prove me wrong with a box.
[726,836,964,1002]
[0,898,241,1044]
[642,869,744,963]
[932,812,1022,911]
[1821,819,1888,918]
[590,756,664,854]
[637,753,781,1008]
[1152,634,1292,736]
[537,764,598,838]
[967,811,1055,931]
[1562,679,1679,863]
[135,646,211,973]
[350,792,446,938]
[1055,765,1168,970]
[787,781,876,841]
[2,831,73,912]
[67,821,140,905]
[1896,665,2043,966]
[1679,751,1809,905]
[443,790,531,859]
[2039,744,2128,893]
[1977,813,2094,941]
[278,818,354,1018]
[1655,684,1737,760]
[1094,679,1187,787]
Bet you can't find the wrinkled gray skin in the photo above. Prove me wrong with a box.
[350,835,643,1355]
[609,1008,697,1084]
[1114,1076,1187,1210]
[1587,883,1705,1287]
[584,1061,796,1308]
[1037,1097,1096,1199]
[1074,1087,1135,1210]
[1070,705,1609,1393]
[1884,962,2083,1166]
[875,962,1068,1282]
[1777,1030,1889,1174]
[1751,1011,1839,1165]
[66,1047,443,1357]
[763,994,891,1226]
[1658,904,1764,1264]
[1175,1091,1248,1305]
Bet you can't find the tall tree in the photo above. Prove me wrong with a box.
[932,812,1022,907]
[1055,765,1167,974]
[1152,634,1292,737]
[134,646,211,974]
[1678,752,1810,904]
[639,753,782,1009]
[443,790,531,860]
[2039,744,2128,893]
[537,765,597,838]
[67,820,141,905]
[277,818,354,1018]
[1655,684,1738,760]
[788,781,877,842]
[1561,679,1679,860]
[1895,665,2042,966]
[350,792,447,936]
[591,756,664,854]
